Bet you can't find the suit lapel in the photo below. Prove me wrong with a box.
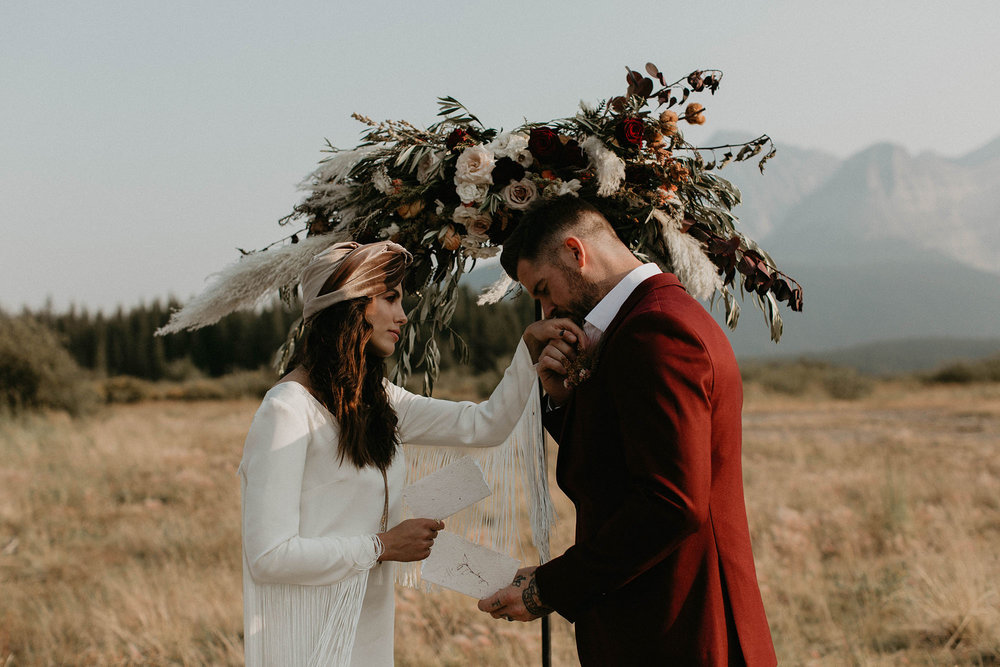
[598,272,681,350]
[562,272,682,414]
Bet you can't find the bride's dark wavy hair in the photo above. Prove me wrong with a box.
[297,297,399,471]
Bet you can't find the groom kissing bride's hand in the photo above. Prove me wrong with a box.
[526,324,585,409]
[476,196,776,666]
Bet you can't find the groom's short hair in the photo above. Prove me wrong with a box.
[500,195,618,280]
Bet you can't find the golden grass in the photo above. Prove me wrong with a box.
[1,381,999,665]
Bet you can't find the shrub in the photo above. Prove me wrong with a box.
[162,357,205,382]
[925,354,1000,384]
[101,376,159,403]
[216,368,276,399]
[168,380,226,401]
[821,367,874,400]
[741,358,874,400]
[0,314,99,415]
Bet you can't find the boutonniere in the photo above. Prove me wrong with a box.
[563,347,599,389]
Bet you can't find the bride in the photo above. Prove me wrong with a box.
[239,240,583,665]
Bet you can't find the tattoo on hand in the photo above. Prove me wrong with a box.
[512,574,526,588]
[522,575,553,618]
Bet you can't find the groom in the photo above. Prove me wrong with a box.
[478,196,776,665]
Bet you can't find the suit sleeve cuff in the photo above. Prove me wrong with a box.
[534,550,591,623]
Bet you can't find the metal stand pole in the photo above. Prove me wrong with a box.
[541,614,552,667]
[534,300,552,667]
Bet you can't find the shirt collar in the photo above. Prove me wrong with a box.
[584,263,661,334]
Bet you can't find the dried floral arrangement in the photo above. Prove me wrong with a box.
[160,62,802,392]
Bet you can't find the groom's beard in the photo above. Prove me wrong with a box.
[549,263,601,326]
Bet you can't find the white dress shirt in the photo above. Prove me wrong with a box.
[583,263,662,346]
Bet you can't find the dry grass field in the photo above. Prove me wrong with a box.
[1,379,999,665]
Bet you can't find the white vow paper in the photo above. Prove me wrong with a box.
[421,531,520,598]
[403,456,491,520]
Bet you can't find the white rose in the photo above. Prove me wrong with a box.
[502,178,539,210]
[416,150,445,184]
[452,206,475,225]
[514,149,534,169]
[456,181,489,204]
[454,145,496,185]
[543,178,582,198]
[487,132,529,160]
[461,232,489,247]
[460,233,501,259]
[465,246,501,259]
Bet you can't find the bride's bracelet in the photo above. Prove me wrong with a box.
[355,534,385,571]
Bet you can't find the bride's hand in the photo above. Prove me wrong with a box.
[377,518,444,563]
[536,338,578,407]
[522,318,587,364]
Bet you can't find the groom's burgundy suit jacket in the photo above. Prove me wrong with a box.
[534,273,776,666]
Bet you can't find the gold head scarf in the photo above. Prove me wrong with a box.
[300,241,412,320]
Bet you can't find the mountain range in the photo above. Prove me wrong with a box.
[465,133,1000,368]
[715,132,1000,360]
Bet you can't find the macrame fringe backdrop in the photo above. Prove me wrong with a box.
[398,379,555,590]
[156,232,347,336]
[242,564,368,667]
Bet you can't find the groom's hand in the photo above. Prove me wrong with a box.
[478,566,553,623]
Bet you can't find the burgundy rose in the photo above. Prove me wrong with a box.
[445,128,470,150]
[624,162,654,185]
[528,127,561,161]
[555,139,588,168]
[615,118,644,148]
[491,157,526,186]
[434,178,460,204]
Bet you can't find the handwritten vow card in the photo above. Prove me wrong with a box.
[403,456,491,520]
[421,531,520,598]
[403,456,519,598]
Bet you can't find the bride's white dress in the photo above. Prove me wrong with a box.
[239,340,535,666]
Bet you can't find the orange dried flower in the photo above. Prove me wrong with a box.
[667,161,690,182]
[684,103,706,125]
[396,199,425,219]
[439,224,461,251]
[659,110,679,125]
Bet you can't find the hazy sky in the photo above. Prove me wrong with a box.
[3,1,998,312]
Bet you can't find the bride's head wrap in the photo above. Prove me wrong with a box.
[300,241,412,320]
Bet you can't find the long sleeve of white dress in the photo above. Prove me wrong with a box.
[241,396,380,586]
[239,338,536,666]
[390,338,535,447]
